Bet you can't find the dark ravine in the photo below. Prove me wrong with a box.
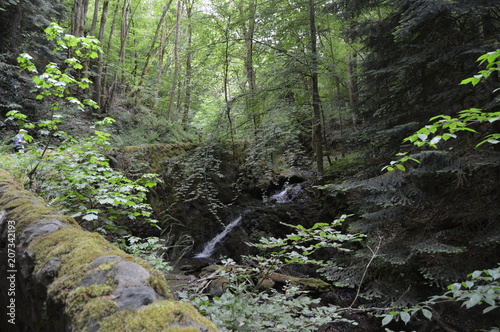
[0,170,218,331]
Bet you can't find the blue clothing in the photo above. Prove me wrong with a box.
[14,133,25,146]
[13,132,26,152]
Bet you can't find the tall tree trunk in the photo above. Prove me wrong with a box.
[182,0,193,130]
[71,0,90,89]
[90,0,100,36]
[167,0,183,120]
[106,0,131,112]
[102,0,119,113]
[134,0,173,103]
[347,51,359,127]
[309,0,324,175]
[93,0,109,109]
[223,17,234,140]
[239,0,258,132]
[154,23,177,108]
[72,0,90,37]
[119,0,131,86]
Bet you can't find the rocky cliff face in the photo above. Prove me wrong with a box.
[0,170,218,331]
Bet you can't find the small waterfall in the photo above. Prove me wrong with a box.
[194,215,243,258]
[269,184,302,203]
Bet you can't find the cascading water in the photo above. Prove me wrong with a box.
[194,184,303,259]
[194,215,243,258]
[269,184,302,203]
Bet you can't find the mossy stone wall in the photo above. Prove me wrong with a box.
[0,170,218,331]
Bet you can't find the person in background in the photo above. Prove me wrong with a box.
[13,129,27,153]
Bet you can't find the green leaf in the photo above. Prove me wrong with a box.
[82,213,98,221]
[395,164,406,171]
[465,293,482,308]
[400,311,411,324]
[461,76,482,86]
[381,315,393,326]
[442,133,457,141]
[417,133,428,141]
[483,306,497,314]
[430,136,441,145]
[421,309,432,320]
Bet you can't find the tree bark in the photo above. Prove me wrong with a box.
[223,16,234,140]
[347,51,359,127]
[134,0,174,104]
[93,0,109,109]
[309,0,324,175]
[154,22,177,109]
[119,0,132,86]
[167,0,183,120]
[239,0,258,131]
[90,0,100,36]
[102,0,119,113]
[182,0,194,130]
[72,0,90,37]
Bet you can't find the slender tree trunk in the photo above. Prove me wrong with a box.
[239,0,258,132]
[154,23,177,108]
[223,17,234,140]
[347,51,359,127]
[167,0,183,120]
[102,0,119,113]
[93,0,109,109]
[326,34,345,158]
[90,0,100,36]
[309,0,324,175]
[134,0,173,104]
[72,0,90,37]
[182,0,193,130]
[107,0,131,112]
[71,0,90,89]
[119,0,131,86]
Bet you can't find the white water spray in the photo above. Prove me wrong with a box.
[269,184,302,203]
[194,216,243,258]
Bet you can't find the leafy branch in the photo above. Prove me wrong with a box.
[380,265,500,328]
[383,49,500,172]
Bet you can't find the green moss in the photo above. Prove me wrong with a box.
[67,283,116,329]
[93,260,120,272]
[3,198,77,235]
[29,227,123,305]
[31,227,121,274]
[30,225,172,303]
[148,271,172,300]
[0,174,78,234]
[99,300,219,332]
[76,297,118,330]
[291,277,333,293]
[0,169,213,330]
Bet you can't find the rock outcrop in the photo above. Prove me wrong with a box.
[0,170,218,331]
